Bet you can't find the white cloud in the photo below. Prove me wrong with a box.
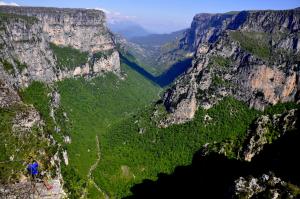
[0,1,19,6]
[94,7,136,23]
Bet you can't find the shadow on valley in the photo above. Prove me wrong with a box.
[125,128,300,199]
[121,54,192,87]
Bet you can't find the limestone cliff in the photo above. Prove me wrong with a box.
[162,8,300,125]
[0,6,120,90]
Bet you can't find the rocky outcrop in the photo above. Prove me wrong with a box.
[0,78,20,108]
[12,106,43,132]
[180,13,236,51]
[0,6,120,89]
[161,8,300,125]
[199,109,300,161]
[198,108,300,198]
[233,173,297,199]
[0,178,66,199]
[242,109,299,162]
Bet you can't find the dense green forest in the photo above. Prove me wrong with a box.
[57,62,161,198]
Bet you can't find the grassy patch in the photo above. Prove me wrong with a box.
[229,31,271,60]
[50,43,88,70]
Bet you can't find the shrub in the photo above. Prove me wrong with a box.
[0,58,14,74]
[210,56,231,68]
[19,81,54,133]
[50,43,88,70]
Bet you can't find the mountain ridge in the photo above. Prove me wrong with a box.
[160,7,300,126]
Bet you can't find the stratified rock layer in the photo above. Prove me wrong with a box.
[0,6,120,90]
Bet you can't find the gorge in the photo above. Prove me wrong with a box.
[0,4,300,199]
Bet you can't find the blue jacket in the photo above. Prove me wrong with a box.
[27,162,39,176]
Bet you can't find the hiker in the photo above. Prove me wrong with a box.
[27,161,53,190]
[27,161,39,180]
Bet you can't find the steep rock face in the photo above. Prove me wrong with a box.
[242,109,299,162]
[0,6,115,52]
[0,78,20,108]
[0,13,57,87]
[162,8,300,125]
[181,13,236,51]
[0,6,120,89]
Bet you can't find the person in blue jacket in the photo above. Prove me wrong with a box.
[27,161,39,179]
[27,160,53,190]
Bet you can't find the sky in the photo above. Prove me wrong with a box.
[1,0,299,33]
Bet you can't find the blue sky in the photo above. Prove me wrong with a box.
[1,0,299,33]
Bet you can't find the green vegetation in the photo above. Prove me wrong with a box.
[119,48,161,76]
[287,183,300,196]
[14,59,27,72]
[0,58,27,74]
[211,74,232,88]
[57,56,300,197]
[93,49,114,60]
[2,56,298,198]
[264,125,280,144]
[50,43,88,70]
[212,75,225,86]
[93,97,260,198]
[0,58,14,74]
[263,102,300,144]
[20,81,54,133]
[0,107,21,183]
[0,105,55,183]
[57,62,161,197]
[264,102,300,116]
[210,56,231,68]
[61,165,87,199]
[229,31,272,60]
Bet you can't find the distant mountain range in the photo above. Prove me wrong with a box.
[129,29,187,46]
[108,21,151,39]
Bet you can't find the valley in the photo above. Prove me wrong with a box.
[1,4,300,199]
